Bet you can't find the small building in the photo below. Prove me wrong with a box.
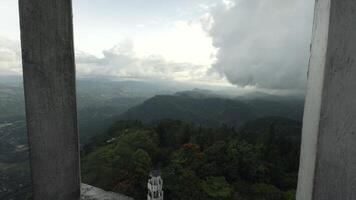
[147,170,163,200]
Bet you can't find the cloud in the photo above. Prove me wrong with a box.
[206,0,315,89]
[76,40,212,82]
[134,20,216,66]
[0,36,219,84]
[0,37,22,75]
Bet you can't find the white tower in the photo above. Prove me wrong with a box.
[147,170,163,200]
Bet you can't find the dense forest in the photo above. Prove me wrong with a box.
[81,117,301,200]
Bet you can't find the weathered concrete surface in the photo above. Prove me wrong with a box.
[297,0,356,199]
[81,184,134,200]
[19,0,80,199]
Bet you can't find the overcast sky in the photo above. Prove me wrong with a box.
[0,0,314,90]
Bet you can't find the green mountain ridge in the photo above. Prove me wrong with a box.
[118,93,304,128]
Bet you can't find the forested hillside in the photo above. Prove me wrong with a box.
[82,118,301,200]
[118,92,304,127]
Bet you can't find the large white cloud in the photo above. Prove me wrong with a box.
[207,0,315,89]
[0,0,315,90]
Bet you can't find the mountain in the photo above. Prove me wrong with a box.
[118,91,304,128]
[0,75,305,199]
[0,76,170,142]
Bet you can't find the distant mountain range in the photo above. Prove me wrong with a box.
[118,90,304,128]
[0,76,305,144]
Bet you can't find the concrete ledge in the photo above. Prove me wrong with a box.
[297,0,356,199]
[81,184,134,200]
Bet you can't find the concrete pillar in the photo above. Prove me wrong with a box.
[19,0,80,199]
[297,0,356,199]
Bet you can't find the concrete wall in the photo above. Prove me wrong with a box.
[297,0,356,199]
[19,0,80,199]
[81,184,134,200]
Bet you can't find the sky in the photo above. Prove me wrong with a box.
[0,0,315,91]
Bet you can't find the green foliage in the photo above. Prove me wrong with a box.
[82,118,301,200]
[200,177,233,199]
[82,130,156,199]
[283,190,296,200]
[249,183,283,200]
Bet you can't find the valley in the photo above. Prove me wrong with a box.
[0,76,304,200]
